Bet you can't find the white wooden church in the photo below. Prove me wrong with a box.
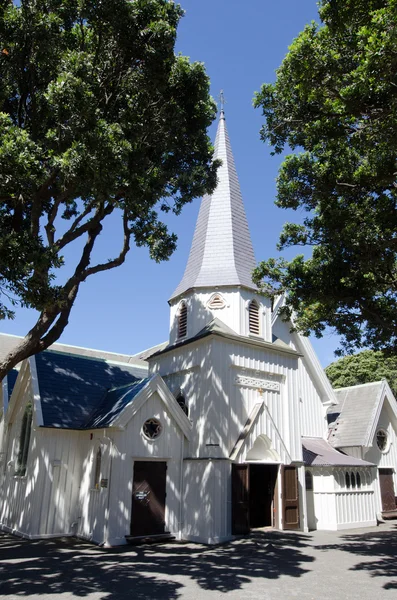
[1,110,397,546]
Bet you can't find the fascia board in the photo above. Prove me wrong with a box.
[2,378,8,413]
[293,332,337,404]
[112,374,192,440]
[366,381,397,447]
[29,357,44,427]
[5,361,28,424]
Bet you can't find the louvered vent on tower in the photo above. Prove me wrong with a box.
[248,300,260,335]
[178,302,187,338]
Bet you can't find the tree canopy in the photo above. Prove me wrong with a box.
[0,0,218,379]
[326,350,397,397]
[253,0,397,355]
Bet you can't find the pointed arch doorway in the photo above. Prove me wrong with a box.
[232,435,280,534]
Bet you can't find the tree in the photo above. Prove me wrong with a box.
[326,350,397,397]
[253,0,397,355]
[0,0,219,380]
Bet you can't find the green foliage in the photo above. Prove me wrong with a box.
[253,0,397,354]
[0,1,218,366]
[326,350,397,397]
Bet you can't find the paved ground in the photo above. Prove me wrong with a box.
[0,523,396,600]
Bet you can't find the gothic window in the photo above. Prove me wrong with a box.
[305,470,313,491]
[178,302,187,338]
[94,447,101,489]
[351,472,356,489]
[248,300,260,335]
[142,418,162,440]
[345,472,351,489]
[356,472,361,489]
[376,429,388,453]
[15,402,33,476]
[176,391,189,417]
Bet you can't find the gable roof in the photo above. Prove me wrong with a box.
[302,437,374,467]
[34,350,144,429]
[85,379,149,429]
[150,317,301,360]
[328,380,397,448]
[170,111,257,301]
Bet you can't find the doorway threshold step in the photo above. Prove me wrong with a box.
[125,533,175,545]
[381,510,397,520]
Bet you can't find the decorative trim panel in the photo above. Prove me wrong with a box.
[234,374,280,393]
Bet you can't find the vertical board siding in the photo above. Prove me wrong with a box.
[183,459,231,543]
[79,391,184,545]
[364,404,397,513]
[312,468,376,530]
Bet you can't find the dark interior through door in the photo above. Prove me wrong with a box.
[130,461,167,537]
[249,464,278,527]
[232,463,278,534]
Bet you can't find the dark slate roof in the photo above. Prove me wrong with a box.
[6,369,18,399]
[85,379,149,429]
[328,381,384,448]
[302,437,374,467]
[150,317,301,360]
[35,350,143,429]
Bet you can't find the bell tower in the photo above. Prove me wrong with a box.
[169,105,271,345]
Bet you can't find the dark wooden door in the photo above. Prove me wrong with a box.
[379,469,396,512]
[282,466,300,530]
[130,461,167,537]
[232,464,250,534]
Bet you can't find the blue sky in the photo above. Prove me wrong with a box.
[1,0,341,367]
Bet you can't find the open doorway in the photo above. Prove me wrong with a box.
[249,464,278,527]
[232,463,279,533]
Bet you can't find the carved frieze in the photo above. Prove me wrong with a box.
[234,374,280,392]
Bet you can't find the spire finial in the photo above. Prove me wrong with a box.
[219,90,226,119]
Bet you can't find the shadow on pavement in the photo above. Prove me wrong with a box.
[0,529,313,598]
[314,524,397,590]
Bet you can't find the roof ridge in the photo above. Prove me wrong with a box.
[333,380,385,391]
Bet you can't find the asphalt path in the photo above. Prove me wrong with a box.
[0,522,396,599]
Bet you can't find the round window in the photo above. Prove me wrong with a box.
[142,418,162,440]
[376,429,388,453]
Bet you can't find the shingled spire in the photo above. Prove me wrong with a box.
[170,109,257,300]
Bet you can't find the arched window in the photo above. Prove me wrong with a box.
[356,472,361,489]
[345,472,351,489]
[178,302,187,338]
[176,391,189,417]
[305,470,313,491]
[248,300,260,335]
[351,472,356,489]
[94,447,101,489]
[16,402,33,476]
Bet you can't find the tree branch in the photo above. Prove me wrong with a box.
[83,209,131,278]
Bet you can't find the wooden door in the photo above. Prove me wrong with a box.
[130,461,167,537]
[282,466,300,530]
[379,469,396,513]
[232,464,250,534]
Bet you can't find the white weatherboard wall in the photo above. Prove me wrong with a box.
[169,288,272,344]
[364,402,397,514]
[0,374,81,539]
[183,459,231,543]
[310,467,376,530]
[78,391,185,546]
[150,336,303,462]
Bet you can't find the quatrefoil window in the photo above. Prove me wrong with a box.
[142,418,162,440]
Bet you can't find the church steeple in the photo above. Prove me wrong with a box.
[170,109,257,301]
